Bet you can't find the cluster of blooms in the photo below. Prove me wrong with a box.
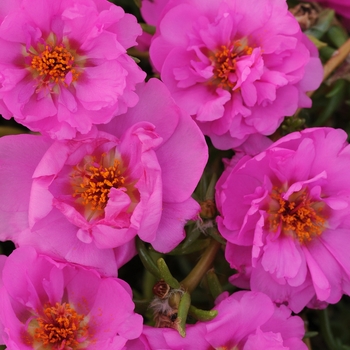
[0,0,349,348]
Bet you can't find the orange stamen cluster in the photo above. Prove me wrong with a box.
[31,45,80,84]
[71,154,125,213]
[34,302,88,349]
[209,41,253,90]
[268,187,326,243]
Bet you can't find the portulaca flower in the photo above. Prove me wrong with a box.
[149,0,323,149]
[0,0,146,139]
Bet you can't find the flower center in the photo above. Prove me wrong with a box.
[32,302,88,349]
[268,187,326,242]
[30,44,80,84]
[209,40,253,90]
[71,153,125,217]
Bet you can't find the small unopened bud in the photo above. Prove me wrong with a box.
[200,199,217,219]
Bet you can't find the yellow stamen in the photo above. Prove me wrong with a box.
[31,45,80,84]
[209,41,253,90]
[268,187,326,243]
[33,302,88,349]
[71,154,125,216]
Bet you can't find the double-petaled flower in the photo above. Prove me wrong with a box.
[216,127,350,312]
[149,0,323,149]
[0,246,143,349]
[0,79,208,275]
[0,0,146,139]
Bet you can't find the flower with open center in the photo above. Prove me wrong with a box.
[149,0,323,149]
[0,79,208,275]
[0,0,145,139]
[0,246,142,350]
[216,127,350,312]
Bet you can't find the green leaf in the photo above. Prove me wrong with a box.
[206,269,223,299]
[157,258,181,289]
[307,35,327,49]
[177,292,191,337]
[327,26,348,48]
[305,9,335,39]
[188,305,218,321]
[304,331,319,338]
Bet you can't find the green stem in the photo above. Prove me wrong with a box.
[181,239,221,294]
[323,38,350,81]
[320,308,337,350]
[205,172,217,200]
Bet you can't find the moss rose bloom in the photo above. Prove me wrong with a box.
[0,246,142,349]
[150,0,323,149]
[0,79,208,275]
[0,0,145,139]
[216,127,350,312]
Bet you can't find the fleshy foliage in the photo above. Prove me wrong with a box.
[0,0,146,139]
[216,127,350,312]
[149,0,323,149]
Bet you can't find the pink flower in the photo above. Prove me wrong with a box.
[0,79,208,275]
[0,0,146,139]
[0,246,143,349]
[124,291,307,350]
[149,0,323,150]
[216,127,350,312]
[307,0,350,19]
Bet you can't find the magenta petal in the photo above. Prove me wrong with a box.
[156,115,208,203]
[243,328,287,350]
[0,135,51,241]
[262,236,303,280]
[151,198,199,252]
[302,246,331,301]
[87,278,142,340]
